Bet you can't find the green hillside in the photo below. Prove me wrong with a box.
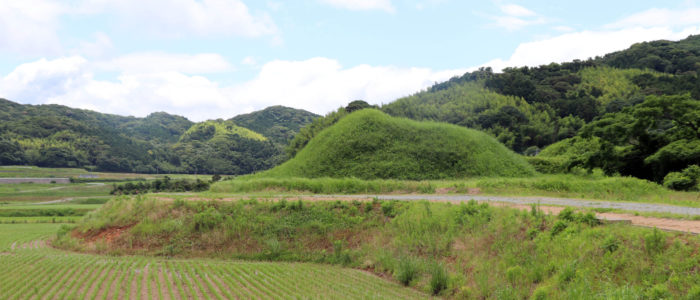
[231,106,319,144]
[0,99,316,175]
[373,35,700,187]
[259,109,535,179]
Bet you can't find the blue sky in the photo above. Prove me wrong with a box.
[1,0,699,121]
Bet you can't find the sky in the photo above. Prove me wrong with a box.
[1,0,700,121]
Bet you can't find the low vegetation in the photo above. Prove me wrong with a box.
[110,176,214,195]
[59,196,700,298]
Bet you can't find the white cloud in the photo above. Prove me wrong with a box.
[0,0,66,55]
[0,56,89,104]
[500,4,535,17]
[477,26,700,71]
[488,3,545,31]
[0,56,466,121]
[606,8,700,29]
[96,52,233,74]
[319,0,395,13]
[229,58,466,115]
[83,0,278,37]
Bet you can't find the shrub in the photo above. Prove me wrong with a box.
[551,220,568,236]
[381,201,397,217]
[644,228,666,255]
[429,264,448,295]
[532,285,550,300]
[601,235,620,253]
[558,207,575,222]
[193,207,224,231]
[395,257,419,286]
[664,165,700,191]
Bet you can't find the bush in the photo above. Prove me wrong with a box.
[551,220,568,236]
[532,285,550,300]
[601,235,620,253]
[664,165,700,191]
[193,207,224,231]
[558,207,575,222]
[645,228,666,256]
[381,201,397,217]
[429,264,448,295]
[394,257,419,286]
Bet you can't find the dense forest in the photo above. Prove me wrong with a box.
[0,99,318,174]
[292,35,700,189]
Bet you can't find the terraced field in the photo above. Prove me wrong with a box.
[0,224,427,299]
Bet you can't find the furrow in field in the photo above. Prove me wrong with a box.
[81,258,111,300]
[7,254,76,299]
[198,263,235,300]
[212,263,260,299]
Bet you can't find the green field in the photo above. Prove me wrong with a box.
[0,165,217,180]
[0,224,427,299]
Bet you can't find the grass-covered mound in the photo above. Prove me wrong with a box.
[57,196,700,298]
[259,109,535,179]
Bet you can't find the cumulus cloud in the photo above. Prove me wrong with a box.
[83,0,278,37]
[477,26,700,71]
[0,0,65,55]
[0,56,466,121]
[318,0,395,13]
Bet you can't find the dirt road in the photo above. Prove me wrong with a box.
[313,194,700,234]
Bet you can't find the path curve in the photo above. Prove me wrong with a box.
[311,194,700,234]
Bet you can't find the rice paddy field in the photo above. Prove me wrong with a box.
[0,223,427,299]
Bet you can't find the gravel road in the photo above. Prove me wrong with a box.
[320,194,700,216]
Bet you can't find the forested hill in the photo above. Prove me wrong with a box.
[231,106,319,145]
[0,99,318,174]
[381,34,700,187]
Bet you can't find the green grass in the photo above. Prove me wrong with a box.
[0,165,219,180]
[0,223,426,299]
[58,196,700,298]
[258,109,535,180]
[211,173,700,207]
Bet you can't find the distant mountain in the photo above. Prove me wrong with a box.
[0,99,318,174]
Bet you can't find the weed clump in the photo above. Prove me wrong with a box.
[394,257,419,286]
[429,263,448,295]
